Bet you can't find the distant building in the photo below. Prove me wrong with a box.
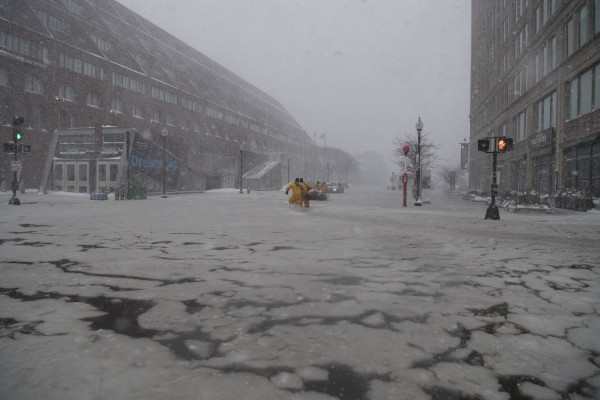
[0,0,315,194]
[469,0,600,204]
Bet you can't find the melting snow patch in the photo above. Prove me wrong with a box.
[270,372,303,390]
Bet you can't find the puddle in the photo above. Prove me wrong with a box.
[270,246,297,251]
[304,364,374,400]
[82,297,157,338]
[321,276,363,285]
[424,386,485,400]
[498,375,546,399]
[468,302,508,319]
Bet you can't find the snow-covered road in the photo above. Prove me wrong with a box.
[1,188,599,400]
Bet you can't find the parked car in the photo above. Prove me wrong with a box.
[327,183,344,193]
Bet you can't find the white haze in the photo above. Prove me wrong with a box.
[117,0,471,168]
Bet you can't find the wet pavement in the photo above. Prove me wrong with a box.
[0,188,599,399]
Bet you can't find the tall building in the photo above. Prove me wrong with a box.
[470,0,600,206]
[0,0,315,194]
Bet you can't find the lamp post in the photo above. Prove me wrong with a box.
[239,146,244,194]
[402,145,410,207]
[415,117,423,206]
[161,127,168,198]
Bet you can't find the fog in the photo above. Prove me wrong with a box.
[117,0,471,169]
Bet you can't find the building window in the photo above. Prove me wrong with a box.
[83,62,104,80]
[111,98,124,114]
[194,121,202,133]
[580,69,593,115]
[132,104,143,118]
[535,91,556,132]
[87,91,101,107]
[567,64,599,119]
[566,18,575,57]
[514,110,527,142]
[0,67,7,86]
[24,73,44,94]
[58,84,76,102]
[151,109,161,123]
[112,72,145,94]
[90,34,112,54]
[166,114,175,126]
[595,0,600,35]
[579,5,589,47]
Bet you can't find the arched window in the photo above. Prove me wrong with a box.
[132,104,143,118]
[25,74,44,94]
[57,83,75,101]
[87,91,101,107]
[0,67,8,86]
[151,108,160,123]
[111,98,124,113]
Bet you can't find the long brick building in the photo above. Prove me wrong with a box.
[0,0,316,194]
[470,0,600,208]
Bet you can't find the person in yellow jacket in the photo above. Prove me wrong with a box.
[285,178,304,206]
[320,182,328,193]
[301,178,312,207]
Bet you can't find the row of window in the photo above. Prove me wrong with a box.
[60,53,104,80]
[34,8,69,34]
[0,31,48,63]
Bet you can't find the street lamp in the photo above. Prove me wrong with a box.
[239,145,244,194]
[415,117,423,206]
[161,127,168,198]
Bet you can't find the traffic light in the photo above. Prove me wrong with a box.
[12,116,24,142]
[478,138,490,152]
[496,137,513,152]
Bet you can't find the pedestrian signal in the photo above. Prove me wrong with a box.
[477,138,490,152]
[496,137,513,152]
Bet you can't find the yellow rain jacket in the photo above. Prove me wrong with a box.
[285,181,304,206]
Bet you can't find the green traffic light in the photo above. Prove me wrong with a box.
[16,133,22,141]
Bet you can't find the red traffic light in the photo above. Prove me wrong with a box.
[402,145,410,155]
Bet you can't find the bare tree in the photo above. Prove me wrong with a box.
[437,163,466,192]
[392,131,438,175]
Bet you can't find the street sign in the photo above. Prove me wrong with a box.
[11,160,22,172]
[18,144,31,154]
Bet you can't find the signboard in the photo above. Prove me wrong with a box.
[11,160,22,172]
[529,128,554,151]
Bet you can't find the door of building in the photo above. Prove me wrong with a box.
[53,161,89,193]
[96,161,119,193]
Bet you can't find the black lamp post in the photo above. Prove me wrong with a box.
[415,117,423,206]
[239,146,243,194]
[161,127,168,198]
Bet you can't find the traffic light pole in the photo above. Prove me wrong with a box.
[9,136,19,204]
[9,116,24,205]
[485,150,500,220]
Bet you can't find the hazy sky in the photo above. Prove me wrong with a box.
[117,0,471,167]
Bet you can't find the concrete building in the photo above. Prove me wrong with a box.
[0,0,315,194]
[470,0,600,207]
